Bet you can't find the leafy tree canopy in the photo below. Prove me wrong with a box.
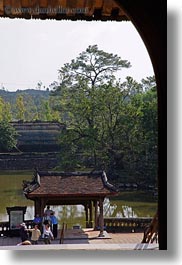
[0,121,18,151]
[53,44,131,93]
[51,45,157,186]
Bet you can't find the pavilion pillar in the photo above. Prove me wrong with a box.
[34,199,41,216]
[35,198,46,217]
[88,201,93,228]
[94,200,99,230]
[84,204,89,228]
[40,198,47,217]
[98,198,105,237]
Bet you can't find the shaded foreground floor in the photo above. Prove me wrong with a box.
[0,229,158,250]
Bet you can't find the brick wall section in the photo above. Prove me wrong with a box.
[0,152,59,170]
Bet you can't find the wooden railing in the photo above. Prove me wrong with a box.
[0,217,152,237]
[104,217,153,233]
[0,221,10,236]
[0,220,34,237]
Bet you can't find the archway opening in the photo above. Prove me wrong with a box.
[0,0,165,249]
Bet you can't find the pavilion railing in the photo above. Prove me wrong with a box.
[103,217,153,233]
[0,220,34,237]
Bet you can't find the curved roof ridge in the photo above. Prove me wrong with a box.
[23,170,118,197]
[101,171,118,192]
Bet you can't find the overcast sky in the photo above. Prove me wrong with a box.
[0,18,154,91]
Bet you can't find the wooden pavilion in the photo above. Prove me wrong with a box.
[23,170,118,236]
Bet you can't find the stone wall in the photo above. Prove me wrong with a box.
[0,122,64,170]
[0,152,59,170]
[10,121,65,152]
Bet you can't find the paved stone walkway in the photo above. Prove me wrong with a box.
[0,229,158,250]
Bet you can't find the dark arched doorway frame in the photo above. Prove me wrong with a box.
[0,0,167,249]
[115,0,167,250]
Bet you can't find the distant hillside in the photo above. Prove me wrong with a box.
[0,89,50,105]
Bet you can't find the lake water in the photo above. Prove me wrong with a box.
[0,170,157,228]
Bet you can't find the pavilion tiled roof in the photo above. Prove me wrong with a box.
[23,171,118,198]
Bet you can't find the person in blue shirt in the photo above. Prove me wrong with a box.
[33,213,43,232]
[33,214,42,225]
[50,212,58,239]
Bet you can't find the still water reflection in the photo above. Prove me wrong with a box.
[0,198,156,229]
[0,171,157,227]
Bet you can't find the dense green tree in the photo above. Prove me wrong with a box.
[23,94,39,121]
[15,95,25,121]
[37,99,60,122]
[0,97,3,121]
[0,98,17,151]
[51,46,157,186]
[51,45,131,169]
[56,44,131,92]
[0,97,12,122]
[126,78,157,183]
[0,121,18,151]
